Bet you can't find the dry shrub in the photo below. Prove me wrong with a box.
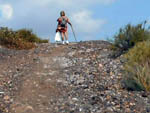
[123,41,150,91]
[0,27,48,50]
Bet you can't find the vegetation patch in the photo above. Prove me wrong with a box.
[113,21,150,51]
[123,41,150,91]
[0,27,48,49]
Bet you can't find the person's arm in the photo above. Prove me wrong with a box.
[56,18,61,32]
[67,18,72,26]
[68,21,72,26]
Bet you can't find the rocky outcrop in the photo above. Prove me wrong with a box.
[0,41,150,113]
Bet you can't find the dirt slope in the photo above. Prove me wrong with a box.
[0,41,150,113]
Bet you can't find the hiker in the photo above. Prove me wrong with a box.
[56,11,72,44]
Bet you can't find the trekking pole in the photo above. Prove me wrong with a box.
[71,26,77,42]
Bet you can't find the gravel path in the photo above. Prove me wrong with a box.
[0,41,150,113]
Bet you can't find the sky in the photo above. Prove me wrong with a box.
[0,0,150,42]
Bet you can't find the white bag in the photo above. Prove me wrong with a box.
[55,32,61,42]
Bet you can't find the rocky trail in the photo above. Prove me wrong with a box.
[0,41,150,113]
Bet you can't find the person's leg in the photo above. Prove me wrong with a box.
[61,32,65,44]
[64,31,68,40]
[64,31,69,44]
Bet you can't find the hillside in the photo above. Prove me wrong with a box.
[0,41,150,113]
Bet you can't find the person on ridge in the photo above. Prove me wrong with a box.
[56,11,72,44]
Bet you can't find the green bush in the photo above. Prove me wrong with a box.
[123,41,150,91]
[0,27,48,49]
[113,21,150,51]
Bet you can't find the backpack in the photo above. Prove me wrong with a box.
[60,17,67,28]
